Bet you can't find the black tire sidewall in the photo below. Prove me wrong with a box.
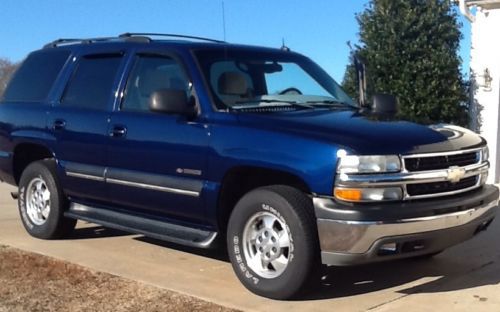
[227,187,315,299]
[18,160,66,239]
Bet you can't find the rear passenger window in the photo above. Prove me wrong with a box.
[61,54,122,110]
[2,50,70,102]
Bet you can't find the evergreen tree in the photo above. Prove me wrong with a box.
[342,0,469,126]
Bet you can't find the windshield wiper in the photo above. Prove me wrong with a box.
[232,99,314,110]
[305,100,354,108]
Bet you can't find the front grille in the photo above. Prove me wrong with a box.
[404,151,479,172]
[406,176,478,196]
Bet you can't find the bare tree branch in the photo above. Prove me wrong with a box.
[0,58,19,98]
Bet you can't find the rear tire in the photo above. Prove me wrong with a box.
[227,185,319,299]
[18,159,76,239]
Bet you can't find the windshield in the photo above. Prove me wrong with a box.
[194,48,356,110]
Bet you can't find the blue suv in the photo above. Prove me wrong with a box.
[0,33,497,299]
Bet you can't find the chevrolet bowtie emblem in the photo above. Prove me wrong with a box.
[447,166,466,183]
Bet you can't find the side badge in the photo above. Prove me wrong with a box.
[176,168,202,176]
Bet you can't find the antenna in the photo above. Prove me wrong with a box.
[221,0,227,41]
[281,38,290,52]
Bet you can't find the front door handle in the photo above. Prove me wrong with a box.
[110,125,127,138]
[52,119,66,130]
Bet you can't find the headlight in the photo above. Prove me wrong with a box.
[334,187,403,202]
[336,152,401,174]
[482,146,489,162]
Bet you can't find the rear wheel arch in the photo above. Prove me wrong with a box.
[13,143,55,184]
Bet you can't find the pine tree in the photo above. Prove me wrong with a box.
[342,0,469,126]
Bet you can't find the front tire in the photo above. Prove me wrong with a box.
[18,159,76,239]
[227,185,319,299]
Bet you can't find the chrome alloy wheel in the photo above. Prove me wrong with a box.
[242,211,291,278]
[26,177,51,226]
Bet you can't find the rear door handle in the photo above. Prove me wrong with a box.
[110,125,127,138]
[52,119,66,130]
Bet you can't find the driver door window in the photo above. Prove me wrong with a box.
[122,55,190,112]
[209,61,255,106]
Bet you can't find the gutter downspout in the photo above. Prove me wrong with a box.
[459,0,476,22]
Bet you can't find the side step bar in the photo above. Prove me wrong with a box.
[65,202,217,248]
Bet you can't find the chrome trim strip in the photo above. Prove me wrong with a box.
[401,147,482,159]
[337,162,488,187]
[106,177,200,197]
[317,197,498,254]
[64,164,202,197]
[66,171,105,182]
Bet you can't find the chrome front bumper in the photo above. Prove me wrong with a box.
[315,186,499,266]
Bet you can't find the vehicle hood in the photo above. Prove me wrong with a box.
[235,110,485,155]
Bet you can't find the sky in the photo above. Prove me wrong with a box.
[0,0,471,82]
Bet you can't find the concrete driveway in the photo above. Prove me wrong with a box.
[0,182,499,311]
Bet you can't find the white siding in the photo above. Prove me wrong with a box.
[470,8,500,183]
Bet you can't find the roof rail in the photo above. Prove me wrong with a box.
[43,32,224,49]
[118,32,225,44]
[43,35,150,49]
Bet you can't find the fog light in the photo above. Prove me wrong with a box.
[334,187,403,202]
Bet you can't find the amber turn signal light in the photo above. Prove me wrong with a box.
[334,188,363,201]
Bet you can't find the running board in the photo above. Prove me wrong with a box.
[65,202,217,248]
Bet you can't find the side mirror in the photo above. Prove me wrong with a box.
[371,93,398,115]
[149,89,196,117]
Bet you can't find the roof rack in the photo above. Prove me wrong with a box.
[118,32,225,43]
[43,36,149,48]
[43,32,225,48]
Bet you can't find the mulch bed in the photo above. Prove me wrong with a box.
[0,245,238,312]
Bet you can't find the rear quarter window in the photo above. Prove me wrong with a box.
[2,50,70,102]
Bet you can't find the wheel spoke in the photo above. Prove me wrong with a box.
[41,205,50,219]
[270,255,288,273]
[42,189,51,201]
[248,226,259,241]
[278,231,290,248]
[248,252,265,271]
[36,210,44,221]
[261,214,276,230]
